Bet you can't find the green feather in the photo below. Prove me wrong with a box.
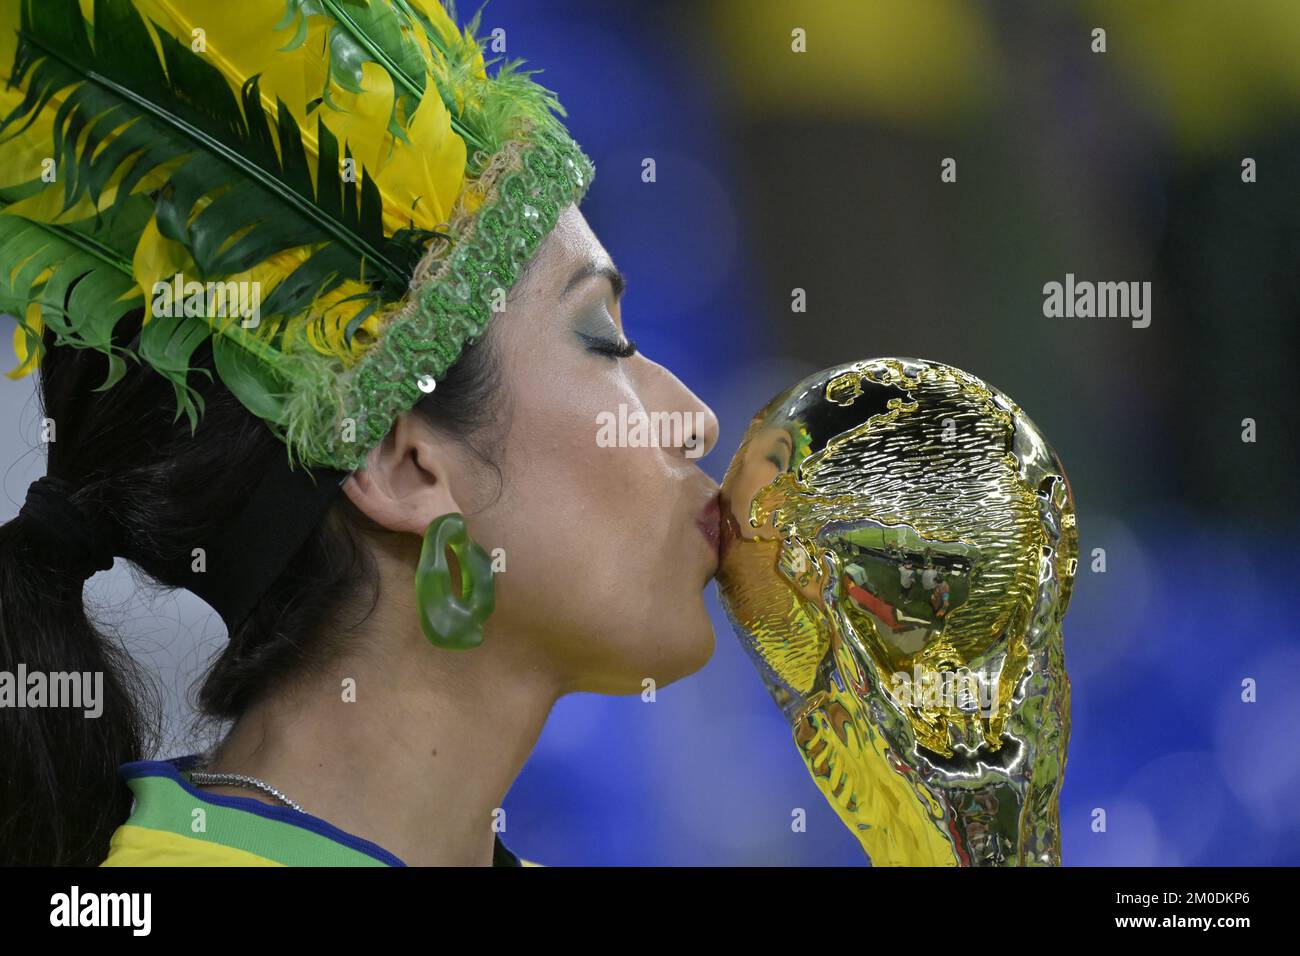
[2,0,438,317]
[0,196,142,393]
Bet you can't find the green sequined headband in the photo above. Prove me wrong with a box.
[0,0,595,472]
[323,124,593,471]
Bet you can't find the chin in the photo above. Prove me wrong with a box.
[583,601,717,694]
[652,603,717,685]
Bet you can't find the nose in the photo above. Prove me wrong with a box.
[644,361,720,462]
[682,395,720,462]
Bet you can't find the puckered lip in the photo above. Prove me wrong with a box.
[717,491,745,564]
[695,491,721,566]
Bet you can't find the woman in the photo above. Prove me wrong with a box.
[0,0,719,866]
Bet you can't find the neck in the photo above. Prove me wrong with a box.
[199,607,559,866]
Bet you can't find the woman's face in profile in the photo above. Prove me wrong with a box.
[722,423,794,544]
[454,204,722,692]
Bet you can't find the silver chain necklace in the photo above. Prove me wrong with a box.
[188,757,307,814]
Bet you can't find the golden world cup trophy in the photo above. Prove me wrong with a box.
[717,358,1077,866]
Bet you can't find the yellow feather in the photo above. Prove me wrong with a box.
[135,0,465,233]
[0,62,175,222]
[406,0,488,81]
[233,247,382,365]
[134,207,383,367]
[326,62,466,230]
[133,0,324,133]
[131,214,192,313]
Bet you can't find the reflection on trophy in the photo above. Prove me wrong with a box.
[717,358,1077,866]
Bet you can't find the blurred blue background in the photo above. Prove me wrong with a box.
[3,0,1299,865]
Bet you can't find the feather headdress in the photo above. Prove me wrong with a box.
[0,0,594,471]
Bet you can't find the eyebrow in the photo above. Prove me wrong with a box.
[560,260,626,302]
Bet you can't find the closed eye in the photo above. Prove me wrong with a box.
[579,332,638,359]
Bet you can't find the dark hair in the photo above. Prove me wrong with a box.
[0,306,505,865]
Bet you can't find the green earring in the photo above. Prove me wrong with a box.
[415,512,495,650]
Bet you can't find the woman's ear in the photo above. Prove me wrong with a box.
[343,411,462,535]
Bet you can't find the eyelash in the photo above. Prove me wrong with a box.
[580,333,638,359]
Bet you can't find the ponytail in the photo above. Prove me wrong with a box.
[0,508,160,865]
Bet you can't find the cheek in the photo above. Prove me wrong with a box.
[486,354,689,648]
[481,354,647,609]
[529,364,666,573]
